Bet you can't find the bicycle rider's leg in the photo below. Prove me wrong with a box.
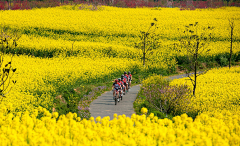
[121,87,123,96]
[124,83,127,92]
[113,89,116,97]
[116,90,119,101]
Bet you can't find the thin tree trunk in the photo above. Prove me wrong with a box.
[229,27,233,69]
[193,42,199,96]
[143,34,146,66]
[193,58,196,96]
[143,52,145,66]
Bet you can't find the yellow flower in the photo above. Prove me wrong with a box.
[96,116,101,122]
[141,107,148,115]
[113,113,118,118]
[52,112,59,119]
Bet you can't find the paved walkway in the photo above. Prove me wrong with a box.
[89,73,189,120]
[89,85,140,120]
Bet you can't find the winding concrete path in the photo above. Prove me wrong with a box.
[90,85,141,120]
[89,73,190,120]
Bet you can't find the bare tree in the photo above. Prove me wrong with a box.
[176,22,214,96]
[228,18,235,69]
[135,18,160,66]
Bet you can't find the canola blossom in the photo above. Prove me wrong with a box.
[0,5,239,146]
[15,34,142,59]
[1,6,239,40]
[0,106,239,146]
[0,6,239,56]
[0,54,144,113]
[170,66,240,116]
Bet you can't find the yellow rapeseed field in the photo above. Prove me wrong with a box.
[0,106,239,145]
[0,5,239,145]
[170,66,240,116]
[0,5,239,55]
[0,54,144,113]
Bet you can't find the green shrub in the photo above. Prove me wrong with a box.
[134,74,196,119]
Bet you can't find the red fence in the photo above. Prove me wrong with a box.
[0,0,239,10]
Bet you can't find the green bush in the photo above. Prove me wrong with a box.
[134,74,196,119]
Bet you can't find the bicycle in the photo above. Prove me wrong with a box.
[119,88,123,100]
[128,71,132,89]
[112,89,119,105]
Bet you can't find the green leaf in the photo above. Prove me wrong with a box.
[3,69,10,73]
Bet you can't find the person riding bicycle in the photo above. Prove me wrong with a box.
[118,78,123,97]
[128,71,132,89]
[123,72,129,91]
[121,75,126,95]
[112,79,121,101]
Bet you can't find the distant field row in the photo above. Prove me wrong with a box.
[1,6,240,64]
[1,6,240,42]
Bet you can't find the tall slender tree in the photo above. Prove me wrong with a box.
[228,18,235,69]
[176,22,214,96]
[135,18,160,67]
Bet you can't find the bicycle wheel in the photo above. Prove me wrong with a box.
[115,96,117,105]
[116,93,119,102]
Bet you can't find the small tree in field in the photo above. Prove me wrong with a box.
[176,22,214,96]
[228,18,235,69]
[135,18,160,66]
[0,28,18,102]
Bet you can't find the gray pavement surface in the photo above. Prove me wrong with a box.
[89,73,191,120]
[89,85,140,120]
[167,73,189,80]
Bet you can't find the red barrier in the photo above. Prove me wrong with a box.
[0,0,239,10]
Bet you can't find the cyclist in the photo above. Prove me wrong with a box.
[118,78,123,98]
[112,79,121,102]
[128,71,132,89]
[123,72,129,91]
[121,75,126,95]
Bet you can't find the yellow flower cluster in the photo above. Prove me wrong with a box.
[141,74,169,87]
[0,6,239,56]
[0,5,239,145]
[1,6,239,39]
[141,107,148,114]
[0,54,144,113]
[170,66,240,116]
[0,106,239,146]
[16,34,142,59]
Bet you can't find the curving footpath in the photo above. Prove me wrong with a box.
[89,74,189,120]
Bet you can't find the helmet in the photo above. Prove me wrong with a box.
[124,71,127,74]
[121,74,124,77]
[118,78,121,81]
[128,71,131,74]
[115,79,118,82]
